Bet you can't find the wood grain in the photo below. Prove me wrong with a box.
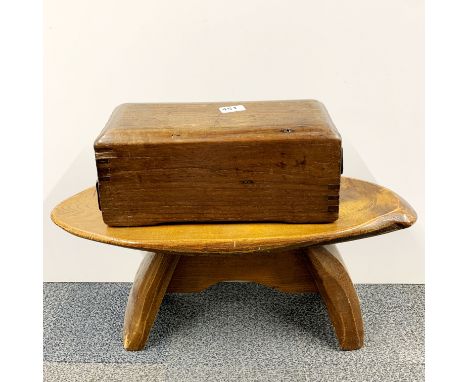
[123,252,180,351]
[94,100,342,226]
[94,100,340,146]
[51,177,417,255]
[167,249,317,293]
[306,246,364,350]
[50,176,416,352]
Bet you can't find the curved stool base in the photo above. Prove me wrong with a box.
[123,252,180,351]
[306,246,364,350]
[123,245,363,351]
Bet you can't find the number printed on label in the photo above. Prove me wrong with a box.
[219,105,246,113]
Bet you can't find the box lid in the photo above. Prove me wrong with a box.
[94,99,340,149]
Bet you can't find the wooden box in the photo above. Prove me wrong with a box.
[94,100,343,226]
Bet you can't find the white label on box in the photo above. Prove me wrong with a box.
[219,105,246,113]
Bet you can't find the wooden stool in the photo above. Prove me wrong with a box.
[51,177,416,351]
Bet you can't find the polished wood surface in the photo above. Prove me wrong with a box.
[51,178,417,352]
[51,177,416,255]
[95,100,340,146]
[306,246,364,350]
[123,252,180,351]
[167,249,317,293]
[94,100,342,226]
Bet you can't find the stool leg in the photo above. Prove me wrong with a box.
[123,252,180,351]
[306,245,364,350]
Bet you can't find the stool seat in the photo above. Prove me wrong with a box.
[51,177,416,255]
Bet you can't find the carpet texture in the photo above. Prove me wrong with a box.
[44,283,424,381]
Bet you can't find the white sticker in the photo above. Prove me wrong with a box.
[219,105,246,113]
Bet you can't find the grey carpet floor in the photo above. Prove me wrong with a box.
[44,283,424,382]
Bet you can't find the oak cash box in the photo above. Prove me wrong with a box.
[94,100,343,226]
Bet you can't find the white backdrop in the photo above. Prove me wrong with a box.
[44,0,424,283]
